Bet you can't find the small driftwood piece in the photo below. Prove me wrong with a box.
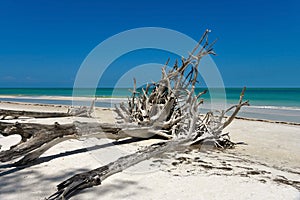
[67,97,97,117]
[46,30,249,199]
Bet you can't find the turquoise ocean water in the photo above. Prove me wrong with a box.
[0,88,299,123]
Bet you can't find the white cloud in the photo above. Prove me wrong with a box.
[25,76,33,81]
[1,76,16,81]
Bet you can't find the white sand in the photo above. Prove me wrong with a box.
[0,95,126,102]
[0,101,299,200]
[225,119,300,170]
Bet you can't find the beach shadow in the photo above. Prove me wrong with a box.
[0,136,150,199]
[0,165,91,199]
[0,137,146,177]
[69,178,148,199]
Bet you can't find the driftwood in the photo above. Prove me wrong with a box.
[47,30,248,199]
[0,30,249,199]
[0,99,101,164]
[0,109,71,119]
[48,140,185,200]
[0,121,165,165]
[0,99,96,120]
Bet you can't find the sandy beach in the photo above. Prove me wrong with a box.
[0,100,299,200]
[1,0,299,199]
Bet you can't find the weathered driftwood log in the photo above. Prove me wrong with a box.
[45,30,249,199]
[0,99,96,120]
[48,140,186,200]
[0,109,71,119]
[0,119,168,165]
[0,99,103,164]
[0,121,171,165]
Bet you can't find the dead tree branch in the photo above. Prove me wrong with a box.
[45,30,249,199]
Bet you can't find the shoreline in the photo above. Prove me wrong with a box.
[1,97,300,126]
[234,116,300,126]
[0,94,127,101]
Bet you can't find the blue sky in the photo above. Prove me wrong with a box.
[0,0,299,88]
